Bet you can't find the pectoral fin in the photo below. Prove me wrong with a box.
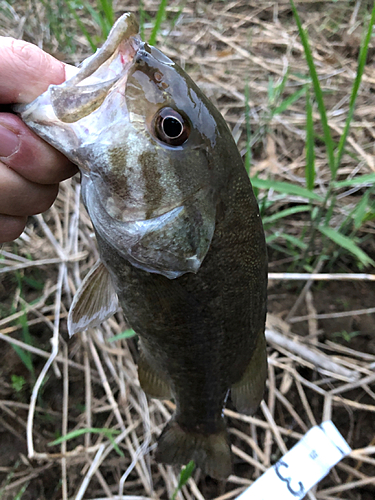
[231,332,267,415]
[68,260,118,337]
[138,346,172,399]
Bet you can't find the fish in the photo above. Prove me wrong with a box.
[16,12,268,479]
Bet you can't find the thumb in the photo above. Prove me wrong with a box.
[0,37,66,104]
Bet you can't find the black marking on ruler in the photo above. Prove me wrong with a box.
[319,423,346,456]
[274,460,305,497]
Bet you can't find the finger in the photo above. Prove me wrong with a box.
[0,37,66,104]
[0,161,59,216]
[0,113,78,184]
[0,214,28,243]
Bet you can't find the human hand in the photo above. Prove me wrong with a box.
[0,37,78,243]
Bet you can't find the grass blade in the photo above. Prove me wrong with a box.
[266,231,308,250]
[279,233,308,250]
[11,309,35,376]
[272,85,306,116]
[49,427,124,456]
[162,2,186,43]
[11,344,34,374]
[108,329,136,342]
[49,427,120,446]
[98,0,114,26]
[84,3,109,38]
[65,1,96,51]
[262,205,311,226]
[251,178,322,201]
[171,461,195,500]
[149,0,168,45]
[333,173,375,188]
[335,5,375,171]
[353,191,370,230]
[305,87,315,190]
[14,482,29,500]
[319,226,374,267]
[290,0,336,177]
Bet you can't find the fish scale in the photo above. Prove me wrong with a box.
[16,12,268,479]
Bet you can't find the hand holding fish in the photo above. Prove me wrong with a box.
[0,38,77,243]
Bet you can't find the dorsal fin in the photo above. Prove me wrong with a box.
[68,260,118,337]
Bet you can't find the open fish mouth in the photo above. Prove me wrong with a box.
[17,13,141,126]
[49,13,141,124]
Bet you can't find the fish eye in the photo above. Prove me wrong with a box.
[153,107,190,146]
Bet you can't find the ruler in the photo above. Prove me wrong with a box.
[236,421,351,500]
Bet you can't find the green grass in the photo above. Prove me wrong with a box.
[13,483,29,500]
[248,1,375,271]
[9,272,37,379]
[11,373,26,392]
[171,461,195,500]
[332,330,361,343]
[148,0,168,45]
[49,427,124,456]
[66,0,114,50]
[39,0,79,53]
[0,460,29,500]
[108,328,136,342]
[46,0,173,51]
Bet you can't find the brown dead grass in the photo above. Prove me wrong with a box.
[0,1,375,499]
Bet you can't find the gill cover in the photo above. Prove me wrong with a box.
[83,180,216,279]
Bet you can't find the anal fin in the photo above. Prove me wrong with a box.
[231,331,267,415]
[138,347,172,400]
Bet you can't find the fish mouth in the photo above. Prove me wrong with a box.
[47,13,141,124]
[16,13,141,137]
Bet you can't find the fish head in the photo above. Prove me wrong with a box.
[17,13,237,277]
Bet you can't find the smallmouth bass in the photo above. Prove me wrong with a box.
[17,13,268,479]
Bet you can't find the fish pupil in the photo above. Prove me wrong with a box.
[162,116,183,138]
[153,107,190,146]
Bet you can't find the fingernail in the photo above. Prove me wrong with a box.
[0,122,20,158]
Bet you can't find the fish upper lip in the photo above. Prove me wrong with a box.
[64,13,141,88]
[72,35,141,89]
[42,34,141,125]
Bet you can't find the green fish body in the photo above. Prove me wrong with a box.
[17,13,268,479]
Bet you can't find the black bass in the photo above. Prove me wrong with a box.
[17,13,268,479]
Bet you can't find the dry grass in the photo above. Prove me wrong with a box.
[0,1,375,499]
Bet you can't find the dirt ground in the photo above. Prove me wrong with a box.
[0,1,375,499]
[1,272,374,499]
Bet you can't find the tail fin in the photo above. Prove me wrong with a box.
[155,419,232,479]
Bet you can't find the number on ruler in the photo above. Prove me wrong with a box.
[274,460,305,497]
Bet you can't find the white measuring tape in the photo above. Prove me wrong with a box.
[236,421,351,500]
